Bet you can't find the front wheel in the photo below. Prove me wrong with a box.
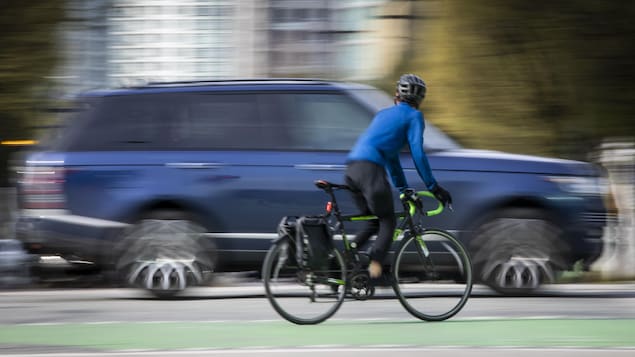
[469,209,566,295]
[392,229,473,321]
[262,238,346,325]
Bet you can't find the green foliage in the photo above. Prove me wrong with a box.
[0,1,65,186]
[0,1,65,141]
[391,0,635,159]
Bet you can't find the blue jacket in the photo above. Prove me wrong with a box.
[347,102,438,191]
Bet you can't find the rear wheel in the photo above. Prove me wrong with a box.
[115,210,215,298]
[392,229,472,321]
[262,238,346,325]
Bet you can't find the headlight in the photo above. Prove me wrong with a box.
[545,176,608,196]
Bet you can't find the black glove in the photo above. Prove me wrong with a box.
[431,184,453,207]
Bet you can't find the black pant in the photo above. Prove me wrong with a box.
[344,160,396,263]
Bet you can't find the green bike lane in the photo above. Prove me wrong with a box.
[1,318,634,352]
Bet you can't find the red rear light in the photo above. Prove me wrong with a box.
[325,201,333,213]
[18,166,66,209]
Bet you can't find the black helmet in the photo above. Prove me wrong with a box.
[396,74,426,107]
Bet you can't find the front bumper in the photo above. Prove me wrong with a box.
[567,209,609,268]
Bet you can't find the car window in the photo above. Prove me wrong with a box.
[278,93,372,150]
[57,88,459,153]
[348,88,394,112]
[423,123,461,151]
[61,95,171,151]
[171,93,286,150]
[61,93,287,151]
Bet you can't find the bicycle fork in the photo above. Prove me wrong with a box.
[411,231,440,280]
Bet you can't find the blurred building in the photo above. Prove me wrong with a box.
[266,0,393,80]
[54,0,404,96]
[54,0,110,96]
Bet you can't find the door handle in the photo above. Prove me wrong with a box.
[165,162,225,169]
[294,164,346,171]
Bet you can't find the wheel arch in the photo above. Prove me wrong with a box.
[459,194,566,242]
[125,198,225,232]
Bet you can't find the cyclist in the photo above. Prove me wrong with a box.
[345,73,452,278]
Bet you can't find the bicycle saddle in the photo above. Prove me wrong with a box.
[314,180,350,191]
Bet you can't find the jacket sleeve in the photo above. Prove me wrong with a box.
[386,154,408,191]
[408,112,438,191]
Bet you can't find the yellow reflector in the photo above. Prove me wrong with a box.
[1,140,38,146]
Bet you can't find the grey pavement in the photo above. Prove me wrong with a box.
[156,280,635,299]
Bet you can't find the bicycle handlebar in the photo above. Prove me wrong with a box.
[399,191,445,217]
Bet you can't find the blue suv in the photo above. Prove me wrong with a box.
[14,79,608,296]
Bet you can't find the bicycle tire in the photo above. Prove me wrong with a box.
[262,238,347,325]
[392,228,472,321]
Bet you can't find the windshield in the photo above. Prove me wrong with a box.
[349,88,461,151]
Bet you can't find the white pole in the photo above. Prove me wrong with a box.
[592,140,635,279]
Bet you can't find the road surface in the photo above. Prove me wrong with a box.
[1,283,634,356]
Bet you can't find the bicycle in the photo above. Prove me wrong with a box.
[262,179,473,325]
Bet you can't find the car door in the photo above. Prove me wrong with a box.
[173,90,374,265]
[270,90,376,216]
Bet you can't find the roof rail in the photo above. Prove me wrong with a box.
[139,78,336,88]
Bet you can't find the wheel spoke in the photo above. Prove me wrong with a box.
[263,241,346,324]
[393,229,472,321]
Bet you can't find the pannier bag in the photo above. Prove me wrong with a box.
[295,216,334,270]
[296,216,334,270]
[276,215,334,270]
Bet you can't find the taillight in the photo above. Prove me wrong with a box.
[18,166,66,209]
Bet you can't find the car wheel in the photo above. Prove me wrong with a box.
[469,208,568,295]
[115,210,215,298]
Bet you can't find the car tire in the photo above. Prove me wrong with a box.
[469,208,568,295]
[114,210,216,298]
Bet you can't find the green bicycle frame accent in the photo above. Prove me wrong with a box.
[415,234,431,257]
[327,278,346,285]
[341,191,444,246]
[400,191,442,256]
[392,228,403,242]
[349,215,378,221]
[346,191,443,221]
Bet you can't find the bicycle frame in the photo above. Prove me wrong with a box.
[319,185,444,253]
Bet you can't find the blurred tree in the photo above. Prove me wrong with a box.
[0,1,65,185]
[393,0,635,159]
